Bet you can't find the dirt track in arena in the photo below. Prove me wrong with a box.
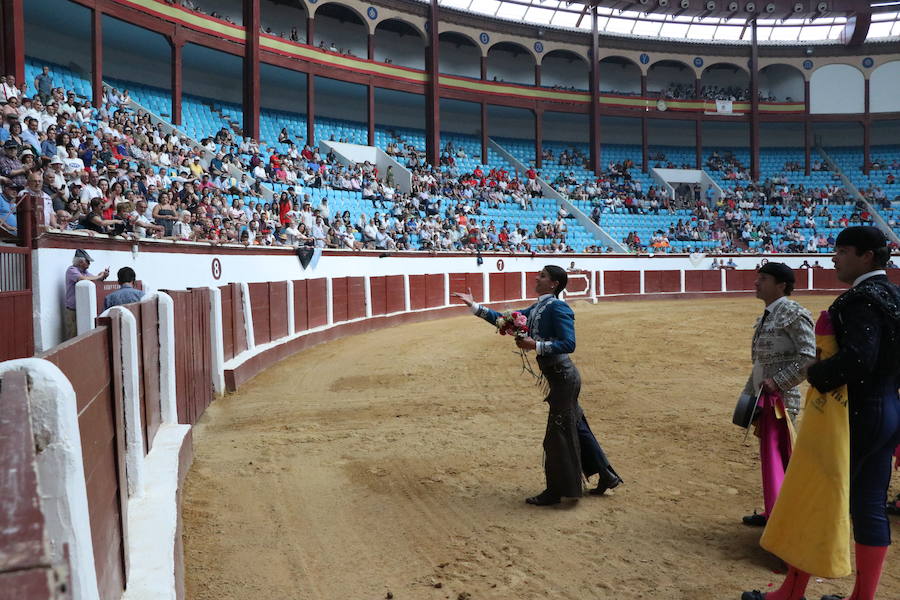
[182,296,900,600]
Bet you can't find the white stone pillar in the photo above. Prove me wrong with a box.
[364,276,373,317]
[155,292,178,422]
[443,273,451,307]
[403,274,411,312]
[108,306,146,499]
[0,359,101,600]
[75,279,97,335]
[680,269,686,293]
[325,277,334,325]
[207,288,225,396]
[285,280,295,335]
[240,282,255,350]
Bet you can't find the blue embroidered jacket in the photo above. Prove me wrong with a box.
[473,294,576,356]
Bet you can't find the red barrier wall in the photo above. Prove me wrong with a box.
[685,270,721,292]
[812,269,849,290]
[425,274,444,308]
[40,329,126,600]
[370,276,388,315]
[123,299,161,455]
[219,283,247,361]
[166,288,213,426]
[725,270,756,291]
[348,277,366,320]
[0,290,33,361]
[643,270,680,293]
[269,282,289,340]
[449,273,484,305]
[248,282,271,346]
[604,271,640,295]
[385,275,405,313]
[307,278,328,328]
[490,272,521,301]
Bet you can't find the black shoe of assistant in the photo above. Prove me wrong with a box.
[589,476,622,496]
[525,490,561,506]
[742,512,768,527]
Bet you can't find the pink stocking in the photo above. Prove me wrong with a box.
[764,566,810,600]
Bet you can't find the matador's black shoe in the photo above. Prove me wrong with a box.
[819,595,844,600]
[589,476,622,496]
[741,591,806,600]
[742,511,768,527]
[525,490,561,506]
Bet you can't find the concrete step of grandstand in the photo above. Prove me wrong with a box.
[816,144,900,246]
[208,103,244,138]
[490,139,626,252]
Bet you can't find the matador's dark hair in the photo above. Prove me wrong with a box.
[544,265,568,297]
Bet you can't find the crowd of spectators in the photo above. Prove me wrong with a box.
[656,82,787,102]
[2,63,894,258]
[0,66,583,254]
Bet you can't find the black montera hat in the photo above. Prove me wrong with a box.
[758,261,795,284]
[835,226,888,252]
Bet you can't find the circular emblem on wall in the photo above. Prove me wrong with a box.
[211,258,222,280]
[366,6,377,19]
[862,57,874,68]
[639,53,650,65]
[693,57,704,68]
[657,99,668,112]
[534,41,544,53]
[479,32,490,44]
[802,59,813,70]
[496,259,505,271]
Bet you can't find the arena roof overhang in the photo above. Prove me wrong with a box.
[426,0,900,43]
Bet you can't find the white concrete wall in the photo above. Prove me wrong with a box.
[810,64,865,114]
[33,243,827,352]
[870,60,900,113]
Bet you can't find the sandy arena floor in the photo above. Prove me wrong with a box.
[183,295,900,600]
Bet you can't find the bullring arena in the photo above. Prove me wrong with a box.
[3,0,900,599]
[182,295,900,600]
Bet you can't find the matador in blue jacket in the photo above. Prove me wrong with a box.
[455,265,622,506]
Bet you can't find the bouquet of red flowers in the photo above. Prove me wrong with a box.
[495,311,529,339]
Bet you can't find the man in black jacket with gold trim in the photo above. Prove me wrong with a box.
[807,226,900,600]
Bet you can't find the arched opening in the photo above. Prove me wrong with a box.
[647,59,694,99]
[373,19,424,70]
[102,15,172,116]
[810,64,864,114]
[486,41,536,86]
[870,61,900,113]
[598,56,640,96]
[541,49,587,91]
[312,2,367,57]
[24,0,92,96]
[759,64,804,102]
[261,0,307,42]
[700,63,750,101]
[438,31,480,79]
[260,62,308,150]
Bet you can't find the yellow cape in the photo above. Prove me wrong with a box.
[759,312,851,578]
